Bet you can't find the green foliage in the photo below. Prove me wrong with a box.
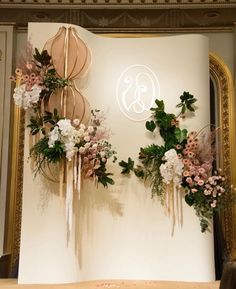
[119,92,197,198]
[43,109,62,126]
[176,91,197,114]
[119,157,134,174]
[96,165,115,187]
[145,121,156,132]
[174,128,188,143]
[30,137,65,176]
[33,48,51,66]
[33,48,68,96]
[27,115,43,135]
[27,109,62,136]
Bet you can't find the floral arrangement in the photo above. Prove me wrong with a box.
[11,48,117,188]
[119,92,234,232]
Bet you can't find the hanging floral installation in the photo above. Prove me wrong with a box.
[11,27,116,231]
[119,92,235,234]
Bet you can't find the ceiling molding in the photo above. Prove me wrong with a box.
[0,7,236,32]
[1,1,236,9]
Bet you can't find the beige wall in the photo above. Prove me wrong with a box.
[205,32,234,75]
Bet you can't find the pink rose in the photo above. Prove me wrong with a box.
[197,180,204,186]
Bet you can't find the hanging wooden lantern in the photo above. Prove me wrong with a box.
[43,26,91,123]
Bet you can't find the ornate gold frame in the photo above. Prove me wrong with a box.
[210,52,236,259]
[6,40,236,273]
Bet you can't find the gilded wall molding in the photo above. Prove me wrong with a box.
[7,106,25,273]
[210,52,236,260]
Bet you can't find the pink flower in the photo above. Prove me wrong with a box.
[186,177,193,184]
[183,149,189,155]
[183,159,189,165]
[187,152,194,158]
[198,167,205,174]
[178,154,182,159]
[15,68,22,75]
[175,144,182,150]
[9,76,16,81]
[187,138,195,145]
[189,131,197,137]
[188,161,193,167]
[23,74,30,81]
[191,188,198,193]
[194,176,200,182]
[197,180,204,186]
[183,170,189,177]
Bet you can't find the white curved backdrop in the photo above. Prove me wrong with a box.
[18,23,214,284]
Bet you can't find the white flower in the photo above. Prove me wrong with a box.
[57,119,74,136]
[73,118,80,126]
[77,128,85,137]
[13,84,42,110]
[87,126,94,133]
[84,136,90,142]
[79,124,86,130]
[85,142,91,149]
[65,141,77,161]
[48,126,59,148]
[30,84,42,103]
[79,147,86,154]
[160,149,184,184]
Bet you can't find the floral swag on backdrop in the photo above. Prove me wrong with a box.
[11,27,116,232]
[119,92,235,234]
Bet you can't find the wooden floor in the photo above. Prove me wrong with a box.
[0,279,220,289]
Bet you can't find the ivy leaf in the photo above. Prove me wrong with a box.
[119,157,134,174]
[174,128,188,143]
[145,120,156,132]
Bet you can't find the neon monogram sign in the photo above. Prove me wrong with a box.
[116,64,160,121]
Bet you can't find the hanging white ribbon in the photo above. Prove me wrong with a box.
[66,161,73,233]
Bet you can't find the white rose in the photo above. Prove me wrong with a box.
[84,136,90,142]
[78,128,85,137]
[79,147,86,154]
[87,126,94,133]
[100,151,105,157]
